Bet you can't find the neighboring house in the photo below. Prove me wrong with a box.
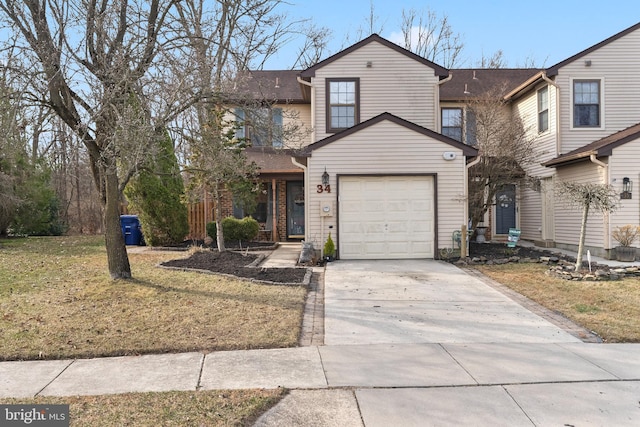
[221,22,640,260]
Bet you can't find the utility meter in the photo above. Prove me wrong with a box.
[320,202,333,217]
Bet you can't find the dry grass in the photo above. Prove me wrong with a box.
[474,263,640,342]
[0,236,307,361]
[0,389,285,426]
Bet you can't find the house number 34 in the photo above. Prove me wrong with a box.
[317,184,331,193]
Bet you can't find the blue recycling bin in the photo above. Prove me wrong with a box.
[120,215,142,245]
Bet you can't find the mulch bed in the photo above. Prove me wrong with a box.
[160,250,308,284]
[464,242,573,262]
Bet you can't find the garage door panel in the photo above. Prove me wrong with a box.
[339,176,434,259]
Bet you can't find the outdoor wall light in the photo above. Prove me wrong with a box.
[321,168,330,186]
[621,177,632,199]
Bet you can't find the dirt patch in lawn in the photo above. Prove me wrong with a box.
[160,250,308,284]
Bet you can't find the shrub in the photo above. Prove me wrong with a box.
[324,233,336,257]
[124,130,189,246]
[206,221,217,240]
[612,225,640,246]
[209,217,260,243]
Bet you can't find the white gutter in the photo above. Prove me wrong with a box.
[541,72,562,158]
[436,72,453,131]
[297,76,315,143]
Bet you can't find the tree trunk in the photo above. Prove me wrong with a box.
[575,204,590,271]
[214,185,226,252]
[103,167,131,279]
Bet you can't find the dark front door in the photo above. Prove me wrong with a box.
[286,181,305,238]
[495,184,516,235]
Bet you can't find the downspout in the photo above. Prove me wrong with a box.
[590,154,611,250]
[295,77,315,247]
[436,72,453,130]
[541,72,561,157]
[296,76,315,143]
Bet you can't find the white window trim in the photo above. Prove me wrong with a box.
[569,77,605,131]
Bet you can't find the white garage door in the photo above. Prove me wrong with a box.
[339,176,435,259]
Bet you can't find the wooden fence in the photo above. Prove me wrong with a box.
[186,196,214,241]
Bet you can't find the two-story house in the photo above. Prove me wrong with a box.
[226,21,640,260]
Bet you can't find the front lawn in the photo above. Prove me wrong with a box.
[1,389,285,426]
[474,262,640,342]
[0,236,307,361]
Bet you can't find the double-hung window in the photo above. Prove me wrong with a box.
[235,107,283,147]
[442,108,463,142]
[326,78,359,133]
[538,86,549,133]
[573,80,600,127]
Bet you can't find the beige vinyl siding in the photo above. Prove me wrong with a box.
[555,27,640,153]
[554,162,608,252]
[609,143,640,248]
[277,103,313,148]
[514,83,558,242]
[306,119,467,254]
[514,83,558,177]
[311,40,440,142]
[519,187,542,242]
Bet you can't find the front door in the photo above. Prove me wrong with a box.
[495,184,516,235]
[286,181,305,239]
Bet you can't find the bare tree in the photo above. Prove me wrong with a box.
[0,0,181,278]
[556,182,618,271]
[399,7,463,68]
[174,0,307,250]
[467,84,538,231]
[476,50,507,69]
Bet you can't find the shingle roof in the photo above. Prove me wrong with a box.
[238,70,306,103]
[439,68,541,101]
[244,147,303,174]
[301,112,478,157]
[543,122,640,167]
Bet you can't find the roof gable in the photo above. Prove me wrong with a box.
[544,122,640,167]
[546,22,640,77]
[302,112,478,156]
[299,34,449,79]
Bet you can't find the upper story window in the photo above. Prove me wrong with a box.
[538,86,549,133]
[235,107,283,147]
[573,80,600,127]
[441,107,477,146]
[442,108,463,142]
[326,78,359,133]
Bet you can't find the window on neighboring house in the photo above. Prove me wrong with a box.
[326,78,359,133]
[538,86,549,133]
[442,108,463,142]
[235,107,283,147]
[573,80,600,127]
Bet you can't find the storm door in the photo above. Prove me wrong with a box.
[286,181,305,239]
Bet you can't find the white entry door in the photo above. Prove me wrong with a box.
[339,176,434,259]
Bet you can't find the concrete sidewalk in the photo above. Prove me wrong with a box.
[1,343,639,425]
[2,242,640,426]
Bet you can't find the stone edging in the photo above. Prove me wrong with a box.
[456,255,640,281]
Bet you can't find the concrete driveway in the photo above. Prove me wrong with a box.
[324,259,581,345]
